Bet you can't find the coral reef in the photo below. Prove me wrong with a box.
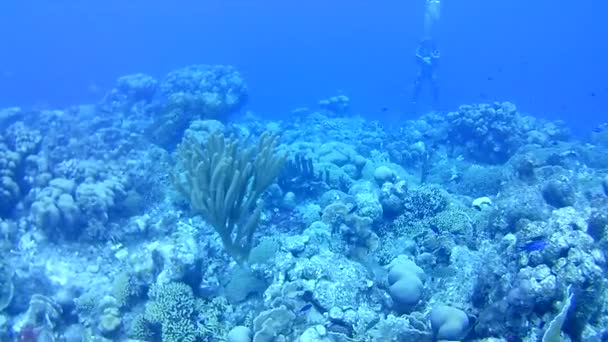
[0,65,605,342]
[147,65,248,149]
[173,130,286,264]
[318,94,350,116]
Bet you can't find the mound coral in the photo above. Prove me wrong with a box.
[387,258,426,312]
[148,65,248,149]
[446,102,524,164]
[30,178,81,237]
[0,142,22,217]
[429,305,470,340]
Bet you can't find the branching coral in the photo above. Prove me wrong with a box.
[278,152,324,195]
[173,131,286,264]
[130,282,231,341]
[145,282,198,342]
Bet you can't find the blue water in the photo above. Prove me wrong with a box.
[1,0,606,134]
[3,2,608,341]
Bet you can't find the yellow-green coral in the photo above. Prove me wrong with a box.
[74,292,100,314]
[99,307,121,335]
[391,214,425,239]
[111,271,141,308]
[427,208,473,235]
[322,202,379,258]
[127,314,152,340]
[132,282,231,342]
[196,297,231,340]
[145,282,198,342]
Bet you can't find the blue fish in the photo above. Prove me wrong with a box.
[298,303,313,314]
[594,122,608,133]
[347,204,358,214]
[429,224,440,234]
[519,238,548,252]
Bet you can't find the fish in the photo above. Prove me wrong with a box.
[297,303,313,315]
[347,204,358,214]
[519,238,548,252]
[594,123,608,133]
[429,224,440,234]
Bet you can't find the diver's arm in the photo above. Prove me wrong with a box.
[415,46,424,63]
[432,50,440,60]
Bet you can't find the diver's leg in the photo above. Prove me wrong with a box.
[431,72,439,105]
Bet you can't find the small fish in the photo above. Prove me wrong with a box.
[594,123,608,133]
[590,91,596,97]
[298,303,313,314]
[429,224,440,234]
[381,107,389,112]
[519,238,548,252]
[347,204,358,214]
[487,76,494,81]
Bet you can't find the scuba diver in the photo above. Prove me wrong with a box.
[412,0,441,108]
[412,38,440,106]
